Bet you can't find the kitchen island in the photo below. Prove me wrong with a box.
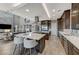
[15,32,46,53]
[34,30,51,40]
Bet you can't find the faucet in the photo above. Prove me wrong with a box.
[70,29,74,36]
[71,29,78,36]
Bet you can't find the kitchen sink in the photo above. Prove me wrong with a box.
[64,33,79,37]
[64,33,73,36]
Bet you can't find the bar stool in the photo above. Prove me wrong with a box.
[13,36,24,54]
[24,38,38,55]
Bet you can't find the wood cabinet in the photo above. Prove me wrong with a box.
[57,10,70,37]
[41,20,51,31]
[60,34,79,55]
[57,18,64,31]
[57,18,64,37]
[71,3,79,30]
[73,46,79,55]
[60,36,64,47]
[63,38,69,54]
[57,10,70,31]
[64,10,70,29]
[67,41,73,55]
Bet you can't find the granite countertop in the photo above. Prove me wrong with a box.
[15,32,46,40]
[35,30,51,34]
[59,31,79,49]
[26,33,46,40]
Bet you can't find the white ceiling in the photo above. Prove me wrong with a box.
[46,3,71,20]
[0,3,71,21]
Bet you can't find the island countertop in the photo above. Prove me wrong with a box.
[15,32,46,40]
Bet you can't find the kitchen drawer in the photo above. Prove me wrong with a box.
[61,38,64,47]
[68,41,73,55]
[63,38,69,54]
[73,46,79,55]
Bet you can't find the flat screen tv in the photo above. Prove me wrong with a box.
[0,24,11,29]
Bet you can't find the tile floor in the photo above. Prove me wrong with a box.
[0,35,66,55]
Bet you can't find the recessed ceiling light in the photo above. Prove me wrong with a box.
[73,10,78,13]
[52,15,55,16]
[58,9,61,12]
[52,9,55,12]
[13,3,21,7]
[26,9,30,12]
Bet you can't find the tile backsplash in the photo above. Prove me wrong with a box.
[63,29,72,34]
[73,30,79,35]
[63,29,79,36]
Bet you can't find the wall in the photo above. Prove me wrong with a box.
[51,20,57,36]
[0,10,26,33]
[0,11,13,24]
[0,11,13,32]
[19,17,36,32]
[14,15,20,26]
[19,17,25,32]
[12,15,22,32]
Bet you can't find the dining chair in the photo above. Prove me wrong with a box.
[13,36,24,54]
[24,38,38,55]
